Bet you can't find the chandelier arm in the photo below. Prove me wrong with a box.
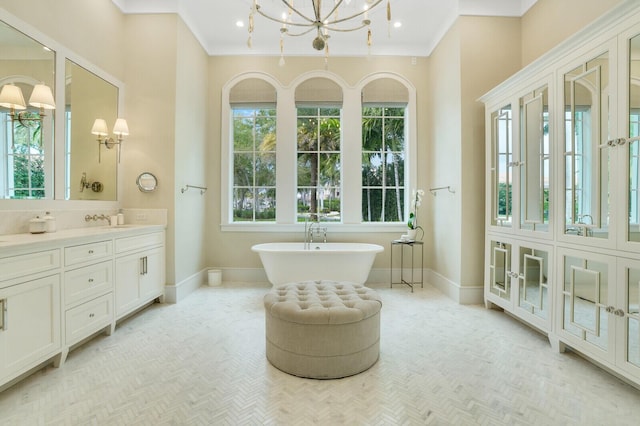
[319,0,345,22]
[276,1,315,25]
[325,0,384,25]
[282,27,318,37]
[321,23,369,33]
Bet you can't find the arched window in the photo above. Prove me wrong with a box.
[229,78,277,222]
[361,78,409,223]
[221,72,416,231]
[295,77,343,221]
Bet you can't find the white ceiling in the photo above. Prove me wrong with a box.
[112,0,538,57]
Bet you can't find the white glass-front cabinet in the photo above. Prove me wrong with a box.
[486,238,553,334]
[487,80,552,239]
[482,2,640,387]
[560,44,616,248]
[556,248,640,382]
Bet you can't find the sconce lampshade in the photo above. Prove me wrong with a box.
[0,84,27,110]
[113,118,129,136]
[91,118,109,136]
[29,83,56,110]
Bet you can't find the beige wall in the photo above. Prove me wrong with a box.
[521,0,624,66]
[0,0,125,82]
[206,56,429,271]
[459,16,521,287]
[173,18,208,283]
[428,22,462,284]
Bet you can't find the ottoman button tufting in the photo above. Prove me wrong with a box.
[264,280,382,379]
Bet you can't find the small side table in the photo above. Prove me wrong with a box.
[390,240,424,292]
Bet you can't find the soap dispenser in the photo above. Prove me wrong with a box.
[117,209,125,225]
[43,211,57,233]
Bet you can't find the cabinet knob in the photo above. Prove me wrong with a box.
[614,308,625,317]
[89,313,95,318]
[88,278,94,283]
[88,250,94,254]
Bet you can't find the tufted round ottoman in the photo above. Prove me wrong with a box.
[263,280,382,379]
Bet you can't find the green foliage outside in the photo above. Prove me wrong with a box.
[5,114,45,198]
[231,105,407,223]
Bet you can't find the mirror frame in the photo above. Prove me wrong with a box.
[0,9,125,210]
[136,172,157,193]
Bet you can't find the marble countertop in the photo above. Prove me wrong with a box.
[0,224,166,253]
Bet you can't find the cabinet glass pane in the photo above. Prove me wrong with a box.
[520,87,550,232]
[562,256,609,350]
[564,53,610,239]
[626,266,640,368]
[489,240,511,301]
[629,34,640,242]
[518,247,549,319]
[491,105,512,227]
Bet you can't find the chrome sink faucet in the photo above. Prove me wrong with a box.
[85,213,111,225]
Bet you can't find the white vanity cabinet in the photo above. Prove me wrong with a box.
[0,250,62,387]
[114,232,165,320]
[481,2,640,387]
[0,225,165,390]
[62,239,115,359]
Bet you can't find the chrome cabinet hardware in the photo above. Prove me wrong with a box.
[139,256,148,275]
[0,299,7,331]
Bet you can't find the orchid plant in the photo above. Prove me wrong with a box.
[407,188,424,230]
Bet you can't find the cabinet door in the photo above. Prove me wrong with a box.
[114,253,142,319]
[556,248,616,363]
[621,30,640,250]
[519,85,551,236]
[561,47,615,246]
[139,247,163,302]
[486,239,513,309]
[0,275,61,382]
[514,243,552,331]
[490,104,514,229]
[616,258,640,381]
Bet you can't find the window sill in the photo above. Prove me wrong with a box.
[220,223,410,233]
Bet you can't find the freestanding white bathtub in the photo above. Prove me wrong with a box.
[251,242,384,285]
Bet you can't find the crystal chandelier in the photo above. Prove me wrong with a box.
[248,0,391,64]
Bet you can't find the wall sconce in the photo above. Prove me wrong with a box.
[0,82,56,125]
[91,118,129,163]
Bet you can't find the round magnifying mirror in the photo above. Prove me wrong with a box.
[136,172,158,192]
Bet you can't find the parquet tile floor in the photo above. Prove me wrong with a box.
[1,282,639,425]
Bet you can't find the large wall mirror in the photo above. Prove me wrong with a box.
[65,59,118,200]
[0,20,55,199]
[0,16,121,203]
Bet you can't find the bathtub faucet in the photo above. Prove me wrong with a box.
[308,222,327,244]
[304,215,327,249]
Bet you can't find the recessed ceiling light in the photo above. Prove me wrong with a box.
[236,20,244,28]
[393,21,402,28]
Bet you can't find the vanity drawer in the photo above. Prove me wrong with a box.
[64,260,113,307]
[0,249,61,283]
[115,232,163,254]
[65,240,112,266]
[65,293,113,346]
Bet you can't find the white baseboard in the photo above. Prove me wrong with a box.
[164,269,207,303]
[164,266,483,305]
[428,269,483,304]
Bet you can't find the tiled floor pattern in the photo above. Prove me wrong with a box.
[1,283,639,425]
